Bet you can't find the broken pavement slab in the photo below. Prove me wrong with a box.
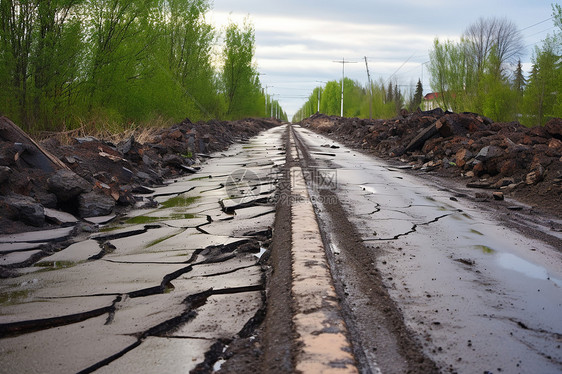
[0,125,286,373]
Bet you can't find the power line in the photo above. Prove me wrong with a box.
[520,17,554,32]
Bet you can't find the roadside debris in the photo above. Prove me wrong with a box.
[300,111,561,217]
[0,116,281,234]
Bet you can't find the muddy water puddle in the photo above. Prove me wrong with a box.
[0,125,286,373]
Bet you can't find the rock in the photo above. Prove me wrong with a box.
[492,192,504,201]
[455,149,472,168]
[162,154,185,168]
[78,191,115,218]
[526,164,545,185]
[548,138,562,151]
[499,159,518,175]
[493,177,515,188]
[475,192,491,200]
[467,181,492,189]
[472,161,485,175]
[475,146,503,161]
[44,208,79,224]
[48,169,92,202]
[3,195,45,227]
[0,166,11,184]
[402,121,440,155]
[33,190,58,209]
[544,118,562,140]
[117,135,135,155]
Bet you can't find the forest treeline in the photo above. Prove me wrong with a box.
[0,0,286,132]
[295,5,561,127]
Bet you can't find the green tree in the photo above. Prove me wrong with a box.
[221,19,262,119]
[512,59,526,93]
[410,79,423,111]
[320,80,341,116]
[522,36,561,126]
[428,38,472,112]
[0,1,38,128]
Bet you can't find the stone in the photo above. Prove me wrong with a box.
[475,146,503,161]
[472,161,485,175]
[455,149,472,168]
[492,192,504,201]
[499,159,518,175]
[0,166,11,184]
[3,195,45,227]
[48,169,92,202]
[44,208,79,224]
[548,138,562,151]
[117,135,135,155]
[526,164,545,185]
[493,178,515,189]
[544,118,562,139]
[78,191,115,218]
[467,181,492,189]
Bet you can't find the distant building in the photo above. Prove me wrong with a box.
[423,92,440,111]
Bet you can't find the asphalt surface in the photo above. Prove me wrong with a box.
[1,123,561,374]
[291,124,562,374]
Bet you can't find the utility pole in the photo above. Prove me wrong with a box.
[333,58,357,117]
[315,81,327,113]
[364,56,373,120]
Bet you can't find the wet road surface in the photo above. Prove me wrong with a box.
[0,126,285,373]
[1,122,561,373]
[291,124,562,373]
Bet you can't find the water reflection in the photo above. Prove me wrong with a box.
[496,253,562,287]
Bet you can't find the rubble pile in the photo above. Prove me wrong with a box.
[0,116,280,234]
[301,110,561,216]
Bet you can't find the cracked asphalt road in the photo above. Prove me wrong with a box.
[1,123,561,373]
[0,126,285,373]
[291,124,562,374]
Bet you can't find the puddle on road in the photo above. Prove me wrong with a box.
[471,244,562,286]
[496,253,562,287]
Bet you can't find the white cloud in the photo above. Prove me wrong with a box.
[207,3,555,119]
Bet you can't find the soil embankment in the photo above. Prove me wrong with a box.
[0,117,281,235]
[300,110,561,218]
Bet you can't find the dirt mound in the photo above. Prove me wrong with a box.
[0,116,281,234]
[300,111,561,218]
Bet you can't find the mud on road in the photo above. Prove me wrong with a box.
[289,124,561,374]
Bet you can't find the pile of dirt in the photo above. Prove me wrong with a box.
[300,110,561,218]
[0,116,281,234]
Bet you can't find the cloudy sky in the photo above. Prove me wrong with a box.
[207,1,558,119]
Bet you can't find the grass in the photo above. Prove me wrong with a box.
[159,195,201,209]
[37,115,174,145]
[125,213,197,225]
[145,230,184,248]
[473,245,495,254]
[0,289,30,306]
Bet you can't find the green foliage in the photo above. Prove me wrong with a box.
[410,79,423,111]
[221,19,264,120]
[293,77,401,121]
[425,11,561,126]
[522,36,561,126]
[0,0,280,131]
